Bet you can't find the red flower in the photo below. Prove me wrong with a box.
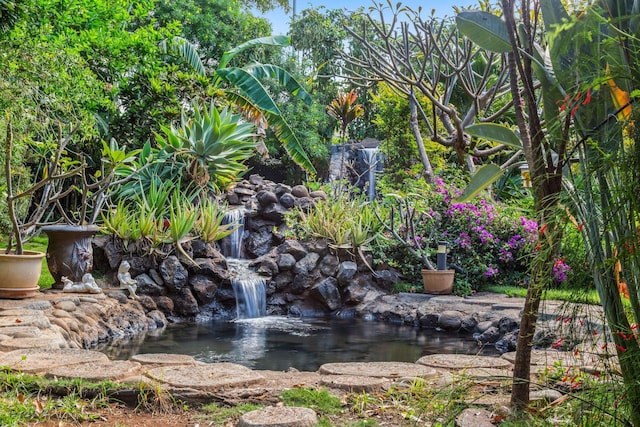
[552,338,564,349]
[583,88,592,105]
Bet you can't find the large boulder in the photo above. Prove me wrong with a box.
[293,253,320,275]
[278,240,308,260]
[310,277,342,311]
[190,275,218,305]
[245,229,273,258]
[160,256,189,292]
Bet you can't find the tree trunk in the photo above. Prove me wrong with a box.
[409,95,434,183]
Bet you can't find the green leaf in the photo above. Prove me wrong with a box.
[216,68,280,115]
[456,11,511,53]
[245,64,313,105]
[456,164,504,202]
[465,123,522,149]
[267,113,317,175]
[219,35,290,69]
[160,36,206,76]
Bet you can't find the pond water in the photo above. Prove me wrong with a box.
[106,317,500,371]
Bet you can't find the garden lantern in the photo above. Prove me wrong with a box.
[519,164,532,188]
[437,241,448,270]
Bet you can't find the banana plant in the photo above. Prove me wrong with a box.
[161,35,316,175]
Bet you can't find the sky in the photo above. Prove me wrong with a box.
[260,0,480,35]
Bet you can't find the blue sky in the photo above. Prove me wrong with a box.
[260,0,480,35]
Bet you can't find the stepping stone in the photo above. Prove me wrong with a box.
[0,336,67,351]
[239,406,317,427]
[46,360,142,381]
[0,348,109,373]
[416,354,513,370]
[320,374,389,392]
[0,326,42,337]
[145,363,265,391]
[131,353,196,366]
[456,407,496,427]
[318,362,437,379]
[501,349,582,367]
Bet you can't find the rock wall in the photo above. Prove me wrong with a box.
[92,175,401,322]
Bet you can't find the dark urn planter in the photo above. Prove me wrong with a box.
[42,225,100,289]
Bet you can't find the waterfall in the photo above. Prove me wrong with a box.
[228,259,267,319]
[221,207,246,259]
[222,209,267,319]
[362,147,379,201]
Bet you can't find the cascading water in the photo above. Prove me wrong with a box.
[222,208,267,319]
[361,147,379,201]
[228,259,267,319]
[221,207,246,259]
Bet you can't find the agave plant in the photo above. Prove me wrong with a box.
[195,197,239,243]
[155,103,257,192]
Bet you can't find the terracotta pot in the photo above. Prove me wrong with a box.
[0,250,45,298]
[421,269,455,295]
[42,225,100,289]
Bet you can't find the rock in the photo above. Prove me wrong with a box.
[419,313,440,328]
[136,295,158,312]
[318,255,339,276]
[274,183,292,197]
[291,273,315,295]
[248,174,265,186]
[190,275,218,305]
[277,253,297,271]
[256,257,279,276]
[305,239,329,256]
[309,190,328,200]
[256,190,278,207]
[153,296,175,315]
[498,316,519,333]
[173,288,199,317]
[294,196,315,211]
[310,277,342,311]
[279,192,296,209]
[373,269,401,289]
[245,229,274,258]
[475,326,500,344]
[239,406,318,427]
[192,258,228,282]
[136,274,165,296]
[530,389,564,402]
[160,256,189,292]
[460,314,479,332]
[190,240,222,258]
[438,311,463,331]
[293,253,320,275]
[55,300,77,312]
[495,329,519,353]
[344,282,368,304]
[261,203,288,223]
[291,185,309,198]
[456,408,495,427]
[336,261,358,285]
[148,269,164,286]
[475,320,495,334]
[278,240,308,260]
[146,310,167,329]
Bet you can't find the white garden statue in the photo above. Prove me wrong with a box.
[61,273,102,294]
[117,260,138,299]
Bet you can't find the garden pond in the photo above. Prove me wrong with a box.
[104,317,500,371]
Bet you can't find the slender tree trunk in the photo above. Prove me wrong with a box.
[409,95,434,183]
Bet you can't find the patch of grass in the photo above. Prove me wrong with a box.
[484,285,602,305]
[281,388,343,415]
[22,235,54,289]
[200,402,263,425]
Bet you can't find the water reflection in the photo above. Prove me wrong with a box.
[107,317,499,371]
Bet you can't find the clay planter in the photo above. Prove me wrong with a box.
[42,225,100,289]
[421,269,455,295]
[0,250,45,298]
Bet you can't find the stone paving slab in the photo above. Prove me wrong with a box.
[0,314,51,329]
[320,374,389,392]
[239,406,318,427]
[0,348,109,373]
[46,360,142,381]
[501,349,582,367]
[131,353,197,366]
[0,334,67,351]
[318,361,437,379]
[416,354,513,370]
[145,363,266,391]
